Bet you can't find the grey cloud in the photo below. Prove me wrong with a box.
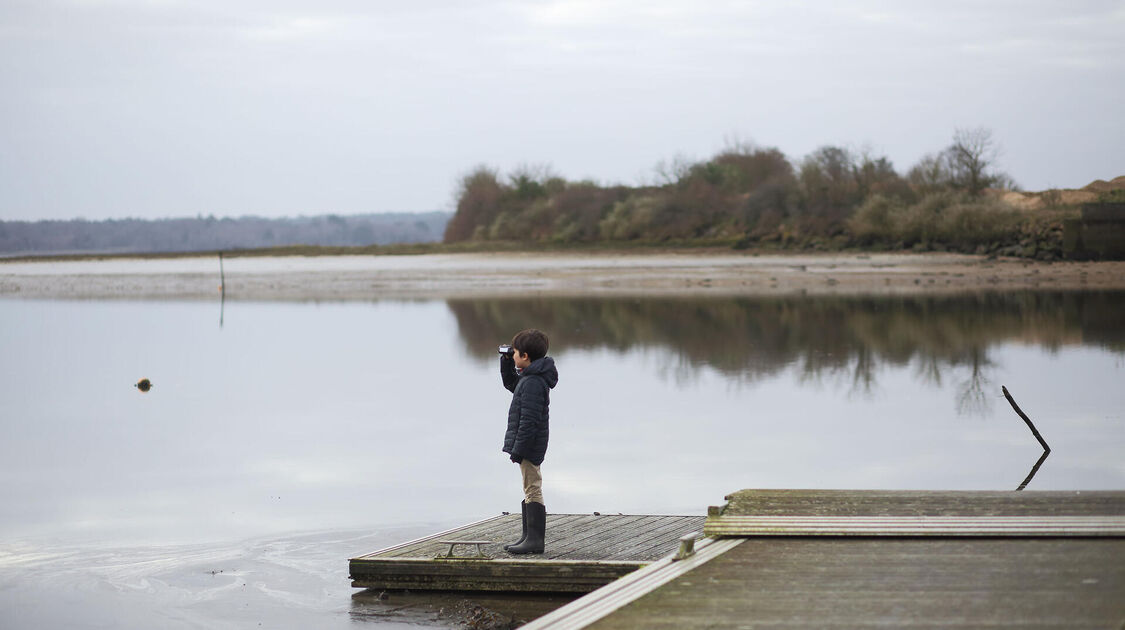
[1,0,1122,220]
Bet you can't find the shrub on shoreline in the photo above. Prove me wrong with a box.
[849,192,1024,249]
[444,130,1103,259]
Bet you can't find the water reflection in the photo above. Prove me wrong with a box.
[448,291,1125,416]
[2,292,1122,545]
[1017,450,1051,492]
[3,291,1123,630]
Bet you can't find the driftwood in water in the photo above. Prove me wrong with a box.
[1003,385,1051,491]
[1002,385,1051,453]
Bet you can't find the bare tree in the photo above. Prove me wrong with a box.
[946,127,1001,195]
[652,153,694,186]
[907,152,952,193]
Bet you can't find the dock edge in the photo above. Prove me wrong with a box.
[517,535,744,630]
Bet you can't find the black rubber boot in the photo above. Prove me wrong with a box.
[507,501,545,554]
[504,501,528,552]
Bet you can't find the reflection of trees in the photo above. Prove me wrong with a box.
[448,291,1125,413]
[955,347,993,417]
[849,346,877,396]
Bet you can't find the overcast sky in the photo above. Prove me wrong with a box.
[1,1,1123,221]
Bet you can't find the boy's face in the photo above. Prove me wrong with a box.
[513,349,532,370]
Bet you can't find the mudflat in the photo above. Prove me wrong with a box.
[2,252,1123,300]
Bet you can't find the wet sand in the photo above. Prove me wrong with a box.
[2,251,1123,300]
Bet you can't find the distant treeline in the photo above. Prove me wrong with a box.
[444,129,1103,258]
[0,212,451,256]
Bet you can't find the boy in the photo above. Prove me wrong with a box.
[499,328,558,554]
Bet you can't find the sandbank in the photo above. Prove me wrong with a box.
[1,251,1123,300]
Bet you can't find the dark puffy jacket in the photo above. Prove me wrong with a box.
[500,355,558,466]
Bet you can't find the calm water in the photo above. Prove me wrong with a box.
[2,291,1123,628]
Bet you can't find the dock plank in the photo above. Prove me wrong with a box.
[527,489,1125,629]
[555,516,688,561]
[378,515,517,559]
[718,489,1125,517]
[378,517,510,555]
[353,514,501,560]
[545,515,652,559]
[349,513,705,593]
[549,517,662,560]
[600,517,702,561]
[704,515,1125,536]
[554,517,672,560]
[581,538,1125,629]
[540,515,606,557]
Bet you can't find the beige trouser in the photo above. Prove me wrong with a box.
[520,459,544,505]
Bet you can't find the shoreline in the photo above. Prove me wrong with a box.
[2,251,1124,300]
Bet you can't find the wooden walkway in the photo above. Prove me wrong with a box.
[524,490,1125,629]
[349,513,705,593]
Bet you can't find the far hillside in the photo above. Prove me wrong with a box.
[445,129,1125,260]
[0,211,451,257]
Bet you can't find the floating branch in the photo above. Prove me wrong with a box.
[1003,385,1051,491]
[1002,385,1050,453]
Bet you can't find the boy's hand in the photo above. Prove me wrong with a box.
[500,353,519,392]
[510,454,523,463]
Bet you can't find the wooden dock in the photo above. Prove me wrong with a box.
[349,513,705,593]
[523,490,1125,629]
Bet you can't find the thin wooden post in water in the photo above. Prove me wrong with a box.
[219,252,225,328]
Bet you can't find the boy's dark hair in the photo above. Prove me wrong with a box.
[511,329,549,362]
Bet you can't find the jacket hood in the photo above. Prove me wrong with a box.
[521,356,558,388]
